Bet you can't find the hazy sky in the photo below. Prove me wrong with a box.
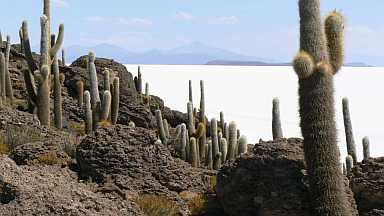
[2,0,384,63]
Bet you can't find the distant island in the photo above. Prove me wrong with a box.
[206,60,373,67]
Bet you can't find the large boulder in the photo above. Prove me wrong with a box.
[350,157,384,215]
[70,56,137,96]
[0,156,144,216]
[216,138,358,216]
[76,124,215,210]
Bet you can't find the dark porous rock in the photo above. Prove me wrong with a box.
[70,55,137,96]
[76,125,214,210]
[217,138,358,216]
[363,209,384,216]
[118,95,156,128]
[350,157,384,214]
[0,156,144,216]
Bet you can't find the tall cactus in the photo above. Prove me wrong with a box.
[0,53,5,106]
[190,137,198,168]
[199,80,205,124]
[84,91,92,134]
[137,66,142,94]
[214,152,222,170]
[53,57,62,129]
[76,80,84,107]
[103,69,110,92]
[220,138,227,162]
[88,52,100,108]
[61,49,65,66]
[36,65,50,126]
[187,101,195,136]
[292,0,351,215]
[362,136,370,161]
[272,97,283,139]
[155,109,168,145]
[100,91,111,121]
[189,80,193,107]
[238,135,248,155]
[346,155,353,176]
[206,139,213,169]
[211,118,220,166]
[342,97,357,164]
[4,36,13,103]
[111,77,120,125]
[220,112,225,131]
[180,124,187,161]
[227,121,237,161]
[163,119,170,139]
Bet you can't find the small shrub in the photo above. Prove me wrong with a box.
[4,125,44,151]
[0,134,9,154]
[68,121,85,135]
[189,195,207,216]
[208,175,217,193]
[135,194,178,216]
[29,151,59,165]
[97,120,112,128]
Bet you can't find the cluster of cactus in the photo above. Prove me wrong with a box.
[292,0,352,215]
[155,80,248,170]
[20,0,64,128]
[83,52,120,134]
[0,32,14,106]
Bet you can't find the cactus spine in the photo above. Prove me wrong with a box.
[100,91,111,121]
[227,121,237,161]
[53,57,62,129]
[293,0,351,214]
[111,77,120,125]
[342,97,357,164]
[155,110,168,145]
[362,136,370,161]
[272,98,283,139]
[84,91,92,134]
[76,80,84,107]
[190,137,198,168]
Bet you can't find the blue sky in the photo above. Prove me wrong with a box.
[2,0,384,63]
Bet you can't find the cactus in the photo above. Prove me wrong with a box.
[220,138,227,162]
[187,101,195,136]
[76,80,84,107]
[186,130,190,161]
[238,135,248,155]
[137,66,142,94]
[155,109,168,145]
[163,119,170,139]
[4,36,13,103]
[272,97,283,139]
[362,136,370,161]
[19,28,24,53]
[206,139,213,169]
[188,80,193,106]
[342,163,346,176]
[145,82,149,97]
[224,123,229,140]
[211,118,220,165]
[292,0,351,214]
[0,53,4,106]
[199,80,205,124]
[100,91,111,121]
[52,57,62,129]
[84,91,92,134]
[342,97,357,164]
[111,77,120,125]
[180,124,187,161]
[220,112,225,131]
[190,137,198,168]
[88,52,101,109]
[214,152,222,170]
[198,127,206,163]
[103,69,110,92]
[227,121,237,161]
[61,49,65,66]
[0,30,2,47]
[346,155,353,176]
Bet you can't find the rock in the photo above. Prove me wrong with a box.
[363,209,384,216]
[76,124,215,211]
[216,138,358,216]
[0,156,144,216]
[118,95,156,128]
[70,56,137,96]
[350,157,384,214]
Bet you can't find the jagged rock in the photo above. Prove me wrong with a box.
[76,124,215,210]
[350,157,384,214]
[118,95,156,128]
[70,55,137,96]
[363,209,384,216]
[216,138,358,216]
[0,156,144,216]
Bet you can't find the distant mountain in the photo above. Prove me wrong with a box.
[64,42,276,65]
[206,60,372,67]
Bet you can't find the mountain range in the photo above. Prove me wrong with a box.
[63,42,372,66]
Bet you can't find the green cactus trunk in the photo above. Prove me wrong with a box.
[84,91,92,134]
[272,98,283,140]
[199,80,205,124]
[4,36,13,103]
[362,136,370,161]
[206,140,213,169]
[190,138,198,168]
[342,98,357,164]
[137,67,142,94]
[220,138,227,162]
[345,155,353,176]
[53,57,62,129]
[211,118,220,167]
[103,69,110,92]
[220,112,225,131]
[238,135,248,155]
[163,119,170,139]
[100,91,111,121]
[187,102,195,136]
[227,122,237,161]
[189,80,193,106]
[155,110,168,145]
[180,124,187,161]
[37,65,50,126]
[0,53,5,106]
[293,0,352,215]
[76,80,84,107]
[213,152,222,170]
[111,77,120,125]
[61,49,65,66]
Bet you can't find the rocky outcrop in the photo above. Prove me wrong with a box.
[0,156,144,216]
[350,157,384,215]
[216,138,358,216]
[76,124,215,210]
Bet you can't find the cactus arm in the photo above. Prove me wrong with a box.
[111,77,120,125]
[188,80,193,106]
[50,24,64,58]
[21,21,39,72]
[22,69,38,105]
[37,65,51,126]
[84,90,93,134]
[88,52,101,107]
[0,53,5,105]
[100,90,111,121]
[293,51,315,79]
[155,110,168,145]
[199,80,205,124]
[187,102,195,135]
[43,0,51,21]
[61,49,65,66]
[362,136,370,160]
[325,11,344,73]
[4,36,13,101]
[227,121,237,161]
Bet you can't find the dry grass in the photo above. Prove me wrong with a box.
[68,121,85,135]
[97,120,112,128]
[188,195,207,215]
[0,134,10,154]
[29,151,60,165]
[208,175,217,193]
[1,125,44,152]
[135,194,178,216]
